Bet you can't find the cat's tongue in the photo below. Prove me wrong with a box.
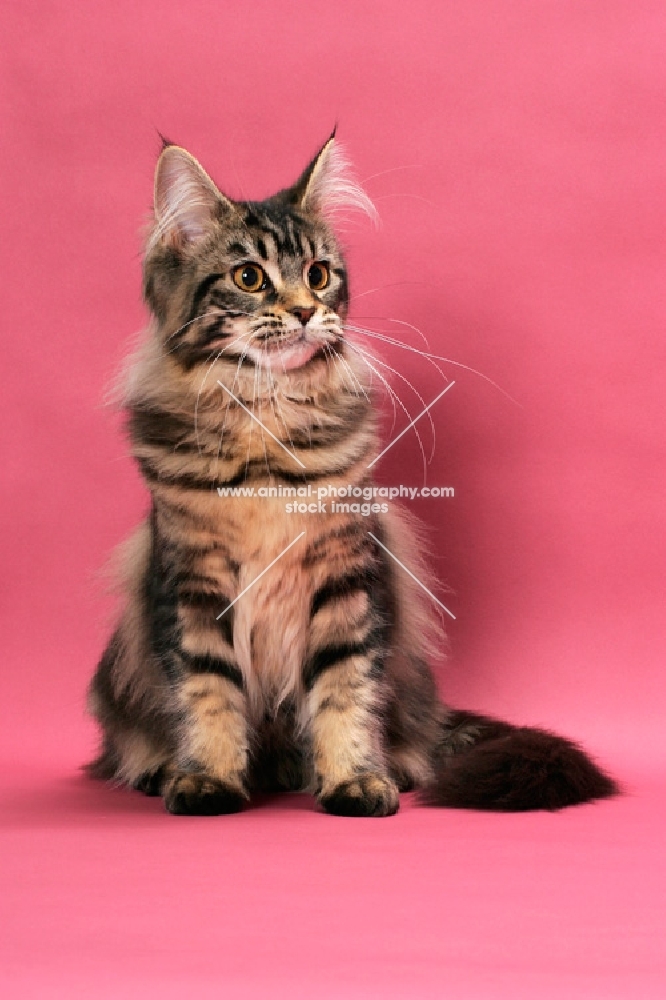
[263,340,320,371]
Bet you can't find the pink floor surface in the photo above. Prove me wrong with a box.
[4,1,666,995]
[2,758,664,999]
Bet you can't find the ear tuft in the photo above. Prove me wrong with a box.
[290,136,378,224]
[148,146,229,253]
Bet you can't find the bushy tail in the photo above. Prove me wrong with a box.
[423,710,618,811]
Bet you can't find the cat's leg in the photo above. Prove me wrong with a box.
[87,625,175,794]
[141,508,252,815]
[304,584,398,817]
[307,661,398,816]
[163,667,250,815]
[119,731,172,795]
[88,623,248,812]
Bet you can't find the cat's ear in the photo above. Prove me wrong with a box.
[151,145,233,249]
[288,133,377,223]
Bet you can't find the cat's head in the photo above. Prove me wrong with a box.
[143,135,375,377]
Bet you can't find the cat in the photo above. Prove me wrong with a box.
[86,134,617,816]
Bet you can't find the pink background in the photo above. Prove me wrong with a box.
[2,1,665,996]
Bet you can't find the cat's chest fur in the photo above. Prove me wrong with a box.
[235,552,308,716]
[189,493,316,714]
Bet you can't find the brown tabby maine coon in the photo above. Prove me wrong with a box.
[87,134,616,816]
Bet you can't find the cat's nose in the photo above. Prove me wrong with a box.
[290,306,315,326]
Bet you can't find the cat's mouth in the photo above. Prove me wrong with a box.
[253,334,329,372]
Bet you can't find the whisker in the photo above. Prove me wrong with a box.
[163,307,255,354]
[161,310,221,357]
[254,359,271,476]
[325,343,369,402]
[214,340,253,477]
[323,344,356,403]
[357,314,431,347]
[344,340,397,432]
[265,373,289,458]
[344,323,519,405]
[348,281,430,304]
[244,354,261,475]
[322,343,350,393]
[347,341,437,464]
[346,340,428,481]
[348,320,450,387]
[272,376,300,461]
[194,331,251,454]
[258,366,274,464]
[194,347,225,454]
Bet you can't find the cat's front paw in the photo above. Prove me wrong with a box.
[163,773,247,816]
[319,774,399,817]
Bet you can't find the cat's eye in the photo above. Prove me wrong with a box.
[232,263,267,293]
[306,261,330,292]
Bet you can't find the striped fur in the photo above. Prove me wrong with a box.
[87,138,617,815]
